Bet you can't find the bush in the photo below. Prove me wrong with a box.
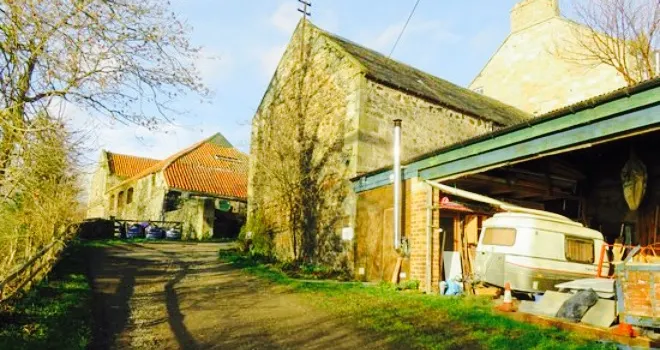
[396,280,421,291]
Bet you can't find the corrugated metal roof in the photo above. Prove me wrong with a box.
[106,152,159,178]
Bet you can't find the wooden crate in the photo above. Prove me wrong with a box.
[616,262,660,328]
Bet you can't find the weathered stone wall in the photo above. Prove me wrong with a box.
[86,152,126,218]
[357,81,496,173]
[107,172,167,221]
[86,160,109,218]
[471,2,627,115]
[511,0,559,33]
[248,22,362,261]
[163,196,208,239]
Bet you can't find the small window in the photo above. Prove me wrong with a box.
[109,194,115,211]
[164,191,182,212]
[565,237,594,263]
[482,228,516,246]
[127,188,134,204]
[117,191,124,209]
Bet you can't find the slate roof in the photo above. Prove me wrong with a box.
[108,133,248,200]
[106,152,159,178]
[313,23,530,126]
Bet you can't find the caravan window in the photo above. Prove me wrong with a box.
[482,228,516,246]
[565,237,594,263]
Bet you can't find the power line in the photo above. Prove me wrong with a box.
[388,0,422,58]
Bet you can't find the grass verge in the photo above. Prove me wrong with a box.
[219,250,615,350]
[0,242,92,350]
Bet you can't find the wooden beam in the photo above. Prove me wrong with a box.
[353,85,660,193]
[420,104,660,181]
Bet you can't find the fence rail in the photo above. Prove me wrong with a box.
[0,239,65,303]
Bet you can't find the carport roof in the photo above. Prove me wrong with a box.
[353,77,660,193]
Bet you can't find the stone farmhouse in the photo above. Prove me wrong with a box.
[248,19,529,260]
[86,133,248,239]
[470,0,627,115]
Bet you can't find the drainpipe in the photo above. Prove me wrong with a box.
[425,184,432,294]
[393,119,402,250]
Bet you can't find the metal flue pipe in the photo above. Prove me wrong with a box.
[393,119,402,250]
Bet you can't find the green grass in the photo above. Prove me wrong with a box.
[0,243,92,350]
[219,250,615,350]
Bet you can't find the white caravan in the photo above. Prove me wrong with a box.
[474,212,608,293]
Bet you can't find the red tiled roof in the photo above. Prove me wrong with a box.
[106,152,160,178]
[108,133,248,200]
[164,143,248,199]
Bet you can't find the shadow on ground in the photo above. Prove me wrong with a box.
[86,242,387,350]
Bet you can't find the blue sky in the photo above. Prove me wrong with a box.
[73,0,576,166]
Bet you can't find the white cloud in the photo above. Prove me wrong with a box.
[271,2,300,34]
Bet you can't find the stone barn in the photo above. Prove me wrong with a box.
[86,133,248,240]
[248,19,528,261]
[470,0,628,115]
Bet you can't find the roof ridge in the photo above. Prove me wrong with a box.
[307,20,530,125]
[106,151,161,162]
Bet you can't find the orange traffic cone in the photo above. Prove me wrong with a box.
[612,322,638,337]
[497,282,515,312]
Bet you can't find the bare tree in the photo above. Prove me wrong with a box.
[566,0,660,85]
[0,0,207,183]
[0,114,82,278]
[249,24,352,263]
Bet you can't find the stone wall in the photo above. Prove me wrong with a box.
[86,152,126,218]
[163,196,209,240]
[248,22,362,261]
[107,172,167,222]
[471,3,627,115]
[86,161,109,218]
[357,81,496,173]
[511,0,559,33]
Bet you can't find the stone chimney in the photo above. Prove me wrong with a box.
[511,0,560,33]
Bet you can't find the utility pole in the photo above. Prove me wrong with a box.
[297,0,311,62]
[297,0,311,18]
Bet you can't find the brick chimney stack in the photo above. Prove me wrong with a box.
[511,0,560,33]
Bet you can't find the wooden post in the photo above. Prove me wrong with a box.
[459,216,473,295]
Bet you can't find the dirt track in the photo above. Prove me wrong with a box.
[86,242,385,349]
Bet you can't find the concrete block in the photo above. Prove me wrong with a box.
[519,300,539,314]
[534,291,572,317]
[581,299,617,328]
